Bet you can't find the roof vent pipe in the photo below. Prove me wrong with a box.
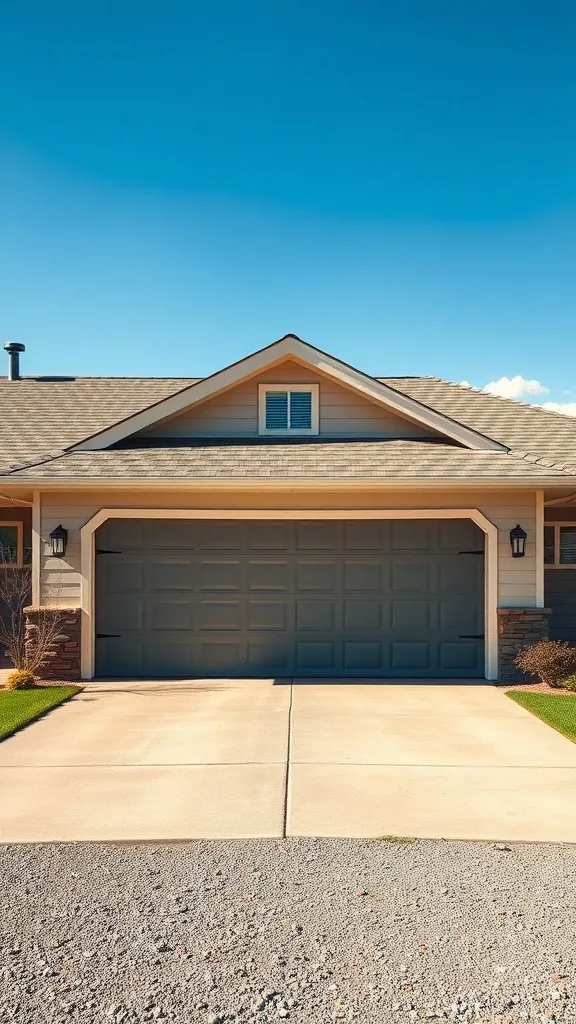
[4,342,25,381]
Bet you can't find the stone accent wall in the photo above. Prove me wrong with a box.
[498,608,552,682]
[24,607,81,681]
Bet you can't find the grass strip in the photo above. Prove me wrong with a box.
[0,686,81,741]
[507,689,576,743]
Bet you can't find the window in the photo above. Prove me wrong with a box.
[544,524,576,567]
[0,523,23,567]
[258,384,319,435]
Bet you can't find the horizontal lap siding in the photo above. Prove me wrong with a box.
[141,361,434,439]
[38,488,538,610]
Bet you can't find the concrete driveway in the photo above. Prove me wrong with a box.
[1,679,576,842]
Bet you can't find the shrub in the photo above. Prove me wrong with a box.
[4,668,36,690]
[514,640,576,688]
[561,675,576,693]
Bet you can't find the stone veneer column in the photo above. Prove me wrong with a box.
[24,607,81,681]
[497,608,552,682]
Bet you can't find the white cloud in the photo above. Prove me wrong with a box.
[459,380,472,388]
[483,375,550,399]
[540,401,576,417]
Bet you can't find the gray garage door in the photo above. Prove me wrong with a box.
[95,518,485,678]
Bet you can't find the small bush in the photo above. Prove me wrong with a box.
[4,669,37,690]
[514,640,576,688]
[561,675,576,693]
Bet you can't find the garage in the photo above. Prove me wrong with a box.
[95,517,485,678]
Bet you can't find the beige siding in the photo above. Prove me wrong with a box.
[140,361,435,439]
[39,487,537,610]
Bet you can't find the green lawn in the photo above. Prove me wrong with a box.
[0,686,80,741]
[507,689,576,743]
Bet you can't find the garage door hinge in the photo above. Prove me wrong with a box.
[96,549,123,555]
[96,633,121,639]
[459,634,484,639]
[458,550,484,555]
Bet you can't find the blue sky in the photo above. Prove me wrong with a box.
[1,1,575,409]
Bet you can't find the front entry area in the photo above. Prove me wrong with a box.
[95,517,485,679]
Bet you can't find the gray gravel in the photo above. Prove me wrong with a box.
[0,838,574,1023]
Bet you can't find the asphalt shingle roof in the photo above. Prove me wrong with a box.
[1,371,575,482]
[10,441,566,480]
[0,377,196,473]
[382,377,576,470]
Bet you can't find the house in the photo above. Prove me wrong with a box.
[1,333,576,683]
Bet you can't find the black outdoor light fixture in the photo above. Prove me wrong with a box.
[49,524,68,558]
[510,523,527,558]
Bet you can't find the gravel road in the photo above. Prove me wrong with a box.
[0,838,573,1023]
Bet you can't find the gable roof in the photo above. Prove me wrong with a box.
[1,338,576,484]
[69,336,505,454]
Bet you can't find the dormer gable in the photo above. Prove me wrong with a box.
[137,359,439,441]
[71,335,506,452]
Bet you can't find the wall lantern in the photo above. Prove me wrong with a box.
[49,524,68,558]
[509,524,527,558]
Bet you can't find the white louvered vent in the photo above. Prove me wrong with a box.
[259,384,319,434]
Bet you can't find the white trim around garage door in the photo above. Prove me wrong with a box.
[80,507,499,681]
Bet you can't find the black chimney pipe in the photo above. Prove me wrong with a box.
[4,342,25,381]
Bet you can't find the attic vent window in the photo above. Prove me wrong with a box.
[259,384,319,435]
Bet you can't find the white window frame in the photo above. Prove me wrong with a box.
[0,521,24,568]
[258,383,319,436]
[544,522,576,568]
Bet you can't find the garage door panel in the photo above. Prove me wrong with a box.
[392,520,433,550]
[148,597,192,630]
[147,558,194,591]
[98,520,148,550]
[247,600,289,630]
[200,560,242,590]
[343,641,384,671]
[99,596,144,632]
[343,599,383,630]
[200,523,244,550]
[297,522,341,551]
[296,561,337,591]
[100,557,144,593]
[197,639,244,672]
[439,599,481,632]
[247,522,294,550]
[391,560,433,592]
[391,641,431,671]
[95,518,485,678]
[145,638,195,675]
[392,600,432,630]
[439,558,483,593]
[296,600,336,631]
[247,560,290,591]
[439,519,483,551]
[439,641,481,672]
[247,639,292,673]
[148,520,197,550]
[199,600,242,630]
[296,641,337,671]
[98,636,144,676]
[343,520,388,550]
[344,560,383,591]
